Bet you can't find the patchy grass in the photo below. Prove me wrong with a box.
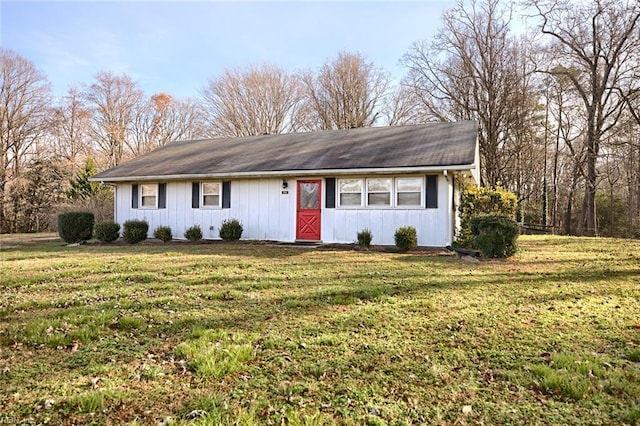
[0,234,639,424]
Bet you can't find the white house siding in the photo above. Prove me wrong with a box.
[115,178,296,241]
[115,173,455,246]
[322,173,453,246]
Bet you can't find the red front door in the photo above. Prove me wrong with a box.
[296,180,322,241]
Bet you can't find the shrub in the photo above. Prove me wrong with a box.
[122,219,149,244]
[184,225,203,242]
[219,219,243,241]
[394,226,417,251]
[456,185,517,248]
[94,221,120,243]
[57,212,95,243]
[153,225,173,243]
[471,215,519,258]
[357,228,372,248]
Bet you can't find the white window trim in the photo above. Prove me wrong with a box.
[366,177,393,208]
[396,176,424,208]
[139,183,158,209]
[337,178,364,208]
[200,181,222,209]
[337,176,426,209]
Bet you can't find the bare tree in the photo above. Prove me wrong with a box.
[301,52,389,130]
[402,0,537,188]
[83,71,144,167]
[51,87,92,174]
[130,93,205,155]
[383,84,427,126]
[200,63,303,138]
[0,48,52,232]
[532,0,640,236]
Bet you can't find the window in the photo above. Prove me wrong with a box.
[140,184,157,208]
[201,182,221,208]
[396,177,422,206]
[367,178,392,206]
[336,176,428,209]
[338,179,362,206]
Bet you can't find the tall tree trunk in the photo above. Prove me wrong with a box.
[584,113,598,236]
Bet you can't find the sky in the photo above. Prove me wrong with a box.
[1,0,456,100]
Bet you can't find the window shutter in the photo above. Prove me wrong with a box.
[222,181,231,209]
[426,175,438,209]
[158,183,166,209]
[132,184,139,209]
[192,182,200,208]
[325,177,336,209]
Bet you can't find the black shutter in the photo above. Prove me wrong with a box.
[132,184,139,209]
[192,182,200,208]
[325,177,336,209]
[426,175,438,209]
[222,181,231,209]
[158,183,166,209]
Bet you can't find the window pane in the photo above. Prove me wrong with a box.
[340,193,361,206]
[141,184,157,197]
[299,182,319,209]
[397,192,421,206]
[202,182,220,196]
[203,194,219,206]
[141,195,156,207]
[339,179,362,193]
[368,193,391,206]
[397,178,422,192]
[367,178,392,192]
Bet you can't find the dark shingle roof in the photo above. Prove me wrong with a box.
[92,121,478,181]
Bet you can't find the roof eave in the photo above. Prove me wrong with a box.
[90,164,477,183]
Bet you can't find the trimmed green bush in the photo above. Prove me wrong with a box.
[57,212,95,243]
[357,228,372,248]
[122,219,149,244]
[394,226,417,251]
[153,226,173,243]
[94,221,120,243]
[219,219,243,241]
[184,225,203,242]
[456,185,517,248]
[471,215,519,258]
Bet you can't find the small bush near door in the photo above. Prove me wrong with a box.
[153,226,173,243]
[357,228,373,248]
[219,219,243,241]
[58,212,95,243]
[95,221,120,243]
[122,220,149,244]
[394,226,418,251]
[184,225,203,242]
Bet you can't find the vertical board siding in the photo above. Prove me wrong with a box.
[115,173,453,246]
[320,173,452,246]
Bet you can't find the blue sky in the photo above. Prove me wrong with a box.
[2,1,455,99]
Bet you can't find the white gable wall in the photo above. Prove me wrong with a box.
[114,173,455,246]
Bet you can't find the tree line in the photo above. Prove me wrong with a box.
[2,0,639,237]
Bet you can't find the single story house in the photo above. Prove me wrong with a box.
[91,121,480,246]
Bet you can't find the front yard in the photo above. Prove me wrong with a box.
[0,235,638,425]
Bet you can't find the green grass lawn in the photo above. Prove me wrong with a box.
[0,235,639,425]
